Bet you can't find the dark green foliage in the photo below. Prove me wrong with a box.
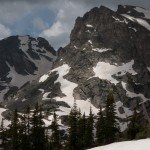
[85,107,94,149]
[77,112,86,149]
[50,111,61,150]
[10,109,20,150]
[67,101,79,150]
[96,106,107,146]
[127,109,142,140]
[31,104,45,150]
[105,93,120,144]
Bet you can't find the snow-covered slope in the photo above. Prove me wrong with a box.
[0,35,56,102]
[88,139,150,150]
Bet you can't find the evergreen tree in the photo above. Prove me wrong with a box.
[68,101,79,150]
[96,106,106,146]
[31,103,45,150]
[105,93,120,144]
[50,111,61,150]
[127,108,141,140]
[77,112,86,149]
[10,109,20,150]
[19,114,32,150]
[85,107,94,149]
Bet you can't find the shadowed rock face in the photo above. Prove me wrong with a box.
[3,5,150,127]
[0,35,56,101]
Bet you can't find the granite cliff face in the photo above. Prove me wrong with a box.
[1,5,150,130]
[0,35,56,102]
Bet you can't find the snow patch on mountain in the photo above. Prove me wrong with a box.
[42,92,51,100]
[129,27,137,32]
[39,74,49,83]
[92,48,112,53]
[0,108,11,128]
[122,14,150,31]
[88,40,93,45]
[116,101,133,131]
[121,82,149,102]
[86,24,94,28]
[92,60,137,85]
[134,7,150,19]
[88,138,150,150]
[112,16,125,23]
[48,64,99,115]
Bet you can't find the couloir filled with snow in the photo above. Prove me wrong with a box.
[39,64,99,118]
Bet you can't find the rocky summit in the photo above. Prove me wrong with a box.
[0,5,150,131]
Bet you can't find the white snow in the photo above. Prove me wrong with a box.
[121,82,149,102]
[112,16,125,23]
[88,139,150,150]
[88,40,93,45]
[74,45,77,49]
[38,89,44,93]
[21,98,27,102]
[42,92,51,100]
[122,14,150,31]
[116,101,133,131]
[86,24,94,28]
[92,48,112,53]
[48,64,99,116]
[6,36,56,88]
[135,7,150,19]
[42,118,52,127]
[129,27,137,32]
[86,30,91,33]
[39,74,49,83]
[92,60,137,85]
[147,67,150,72]
[0,108,11,128]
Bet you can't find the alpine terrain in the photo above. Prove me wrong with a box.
[0,4,150,150]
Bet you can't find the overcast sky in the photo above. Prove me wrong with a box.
[0,0,150,49]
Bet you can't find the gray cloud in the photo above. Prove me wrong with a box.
[0,0,150,49]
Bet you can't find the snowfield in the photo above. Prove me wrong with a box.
[88,139,150,150]
[122,14,150,31]
[43,64,99,117]
[92,48,112,53]
[92,60,137,85]
[0,108,10,127]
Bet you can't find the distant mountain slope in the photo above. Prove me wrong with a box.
[0,35,56,102]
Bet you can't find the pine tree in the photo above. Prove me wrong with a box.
[10,109,20,150]
[105,93,120,144]
[68,101,79,150]
[96,106,106,146]
[85,107,94,149]
[50,111,61,150]
[31,103,45,150]
[19,114,29,150]
[77,112,86,149]
[127,108,141,140]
